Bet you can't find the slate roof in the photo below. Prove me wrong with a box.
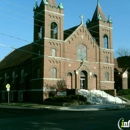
[0,44,33,69]
[91,2,107,22]
[64,25,80,40]
[114,59,123,73]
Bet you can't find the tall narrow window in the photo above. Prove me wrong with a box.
[12,71,15,83]
[104,35,108,49]
[18,92,23,101]
[105,72,109,81]
[51,22,58,39]
[4,73,7,84]
[51,68,57,78]
[52,48,56,57]
[21,69,24,82]
[105,56,108,63]
[39,27,43,39]
[78,44,87,60]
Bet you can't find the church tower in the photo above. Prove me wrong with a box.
[32,0,64,100]
[87,0,112,48]
[87,0,114,90]
[33,0,64,41]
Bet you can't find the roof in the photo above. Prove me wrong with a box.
[91,2,107,22]
[64,25,80,40]
[0,44,33,69]
[114,59,123,73]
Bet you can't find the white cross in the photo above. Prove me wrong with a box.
[80,15,84,24]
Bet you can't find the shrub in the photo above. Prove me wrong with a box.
[118,89,130,96]
[45,95,87,102]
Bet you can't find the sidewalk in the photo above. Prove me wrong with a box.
[0,102,129,111]
[57,104,129,111]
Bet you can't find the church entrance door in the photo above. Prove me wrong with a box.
[80,71,88,89]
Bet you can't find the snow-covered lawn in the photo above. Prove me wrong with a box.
[78,89,126,104]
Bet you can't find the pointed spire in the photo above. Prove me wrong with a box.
[34,0,38,10]
[107,15,112,23]
[91,1,107,22]
[43,0,48,5]
[58,3,64,9]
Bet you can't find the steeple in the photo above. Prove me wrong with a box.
[34,0,38,10]
[91,0,106,22]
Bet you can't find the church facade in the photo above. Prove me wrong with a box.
[0,0,114,103]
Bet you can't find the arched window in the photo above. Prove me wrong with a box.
[78,44,87,60]
[51,68,57,78]
[52,48,56,57]
[105,56,108,63]
[105,72,109,81]
[51,22,58,39]
[103,35,108,49]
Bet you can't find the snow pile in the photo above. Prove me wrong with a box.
[78,89,126,104]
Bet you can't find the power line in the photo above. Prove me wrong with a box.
[0,0,111,44]
[0,31,112,63]
[0,41,114,66]
[0,0,84,31]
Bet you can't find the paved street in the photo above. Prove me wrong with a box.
[0,107,130,130]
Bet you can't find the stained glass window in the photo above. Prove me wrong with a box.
[51,68,57,78]
[105,56,108,63]
[78,44,87,60]
[104,35,108,49]
[52,48,56,57]
[105,72,109,81]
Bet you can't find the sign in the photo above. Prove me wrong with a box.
[6,84,10,91]
[7,88,10,91]
[57,91,67,96]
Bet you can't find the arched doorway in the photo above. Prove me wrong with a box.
[93,74,97,90]
[80,71,88,89]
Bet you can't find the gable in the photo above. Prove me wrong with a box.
[64,24,99,49]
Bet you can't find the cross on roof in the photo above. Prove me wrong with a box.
[80,15,84,24]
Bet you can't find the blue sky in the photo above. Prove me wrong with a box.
[0,0,130,61]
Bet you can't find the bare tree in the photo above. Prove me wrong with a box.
[116,47,130,57]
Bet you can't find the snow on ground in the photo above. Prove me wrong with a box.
[78,89,126,104]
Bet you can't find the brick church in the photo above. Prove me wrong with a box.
[0,0,114,103]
